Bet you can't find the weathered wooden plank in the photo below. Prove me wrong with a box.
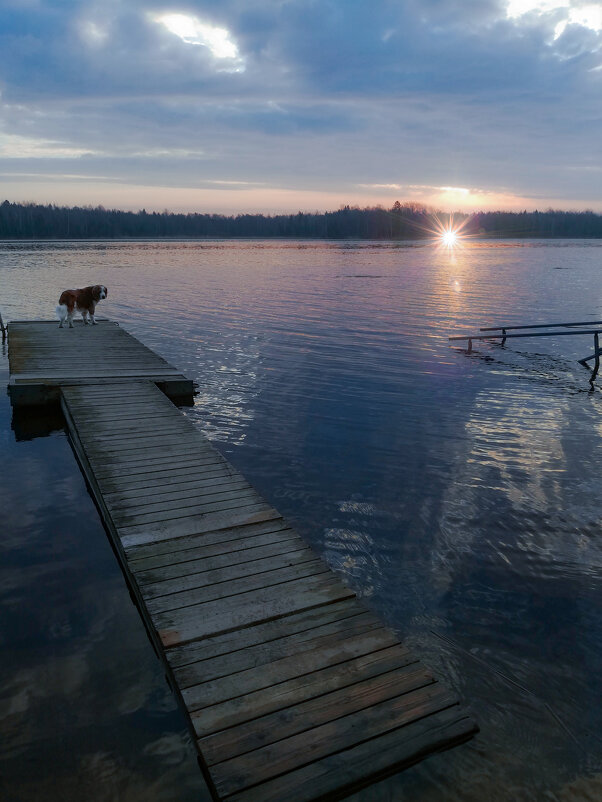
[141,549,318,608]
[145,559,329,616]
[61,396,173,410]
[80,432,210,456]
[8,378,192,407]
[14,364,173,374]
[130,529,304,585]
[78,416,189,434]
[226,709,477,802]
[92,453,225,479]
[166,598,367,668]
[68,402,173,414]
[13,351,154,358]
[86,444,217,467]
[180,625,398,712]
[173,609,380,687]
[125,518,292,562]
[211,684,458,797]
[156,574,354,647]
[66,392,168,407]
[118,500,279,540]
[201,662,435,765]
[12,374,190,388]
[96,462,239,489]
[111,488,263,526]
[130,532,300,581]
[89,444,221,467]
[72,386,170,398]
[119,504,282,549]
[106,478,252,510]
[59,405,183,422]
[89,433,216,455]
[190,644,417,739]
[80,430,196,451]
[133,535,306,585]
[113,493,267,529]
[75,413,187,430]
[15,369,182,378]
[105,475,250,506]
[72,390,170,402]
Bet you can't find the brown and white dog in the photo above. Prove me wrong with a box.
[56,285,107,328]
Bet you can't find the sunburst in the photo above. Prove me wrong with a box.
[427,212,473,250]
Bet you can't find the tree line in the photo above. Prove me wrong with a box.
[1,199,601,239]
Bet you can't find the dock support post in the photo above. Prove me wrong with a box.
[590,332,600,385]
[501,328,507,346]
[0,312,6,342]
[467,338,472,354]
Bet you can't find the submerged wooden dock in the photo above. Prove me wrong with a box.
[8,319,477,801]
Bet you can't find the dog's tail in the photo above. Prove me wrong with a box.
[56,304,68,323]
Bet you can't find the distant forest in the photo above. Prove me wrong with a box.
[1,199,601,239]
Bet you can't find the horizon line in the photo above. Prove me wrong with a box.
[3,198,602,218]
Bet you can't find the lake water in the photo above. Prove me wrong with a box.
[1,239,601,801]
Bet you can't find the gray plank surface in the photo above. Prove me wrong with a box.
[8,320,193,404]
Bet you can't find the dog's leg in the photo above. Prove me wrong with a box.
[56,303,68,328]
[68,311,74,328]
[90,314,97,325]
[82,310,90,325]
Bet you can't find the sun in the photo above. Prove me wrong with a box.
[401,210,471,249]
[441,230,458,247]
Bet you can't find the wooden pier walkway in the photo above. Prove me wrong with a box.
[8,320,193,406]
[8,319,477,801]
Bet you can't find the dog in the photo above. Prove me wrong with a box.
[56,285,107,328]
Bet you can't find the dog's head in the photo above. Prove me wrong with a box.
[92,285,108,301]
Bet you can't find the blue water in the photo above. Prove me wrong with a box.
[1,239,601,801]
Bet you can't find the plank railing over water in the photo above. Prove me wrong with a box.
[449,319,602,383]
[7,319,478,801]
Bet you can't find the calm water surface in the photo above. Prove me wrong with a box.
[1,239,601,801]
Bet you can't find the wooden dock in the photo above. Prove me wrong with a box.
[7,320,193,406]
[7,319,478,801]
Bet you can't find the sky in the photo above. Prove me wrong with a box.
[0,0,601,214]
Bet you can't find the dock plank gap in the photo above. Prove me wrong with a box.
[7,318,478,801]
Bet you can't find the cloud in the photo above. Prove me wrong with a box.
[152,12,244,70]
[0,0,599,211]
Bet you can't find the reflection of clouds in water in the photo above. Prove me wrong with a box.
[323,527,376,596]
[465,388,568,510]
[1,653,89,754]
[7,741,207,802]
[1,578,169,753]
[0,429,201,798]
[323,500,407,600]
[338,500,377,515]
[557,772,602,801]
[143,732,196,767]
[324,501,396,598]
[430,386,602,592]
